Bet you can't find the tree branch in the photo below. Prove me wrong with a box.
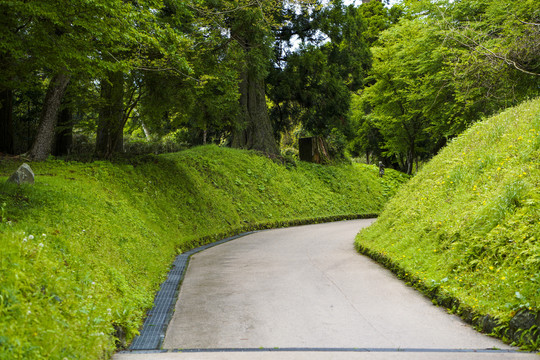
[449,29,540,77]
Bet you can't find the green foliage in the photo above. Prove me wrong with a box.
[0,0,193,156]
[357,0,403,46]
[0,145,407,359]
[0,0,188,81]
[268,0,376,158]
[355,98,540,349]
[352,0,540,174]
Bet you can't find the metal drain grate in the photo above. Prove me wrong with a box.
[129,232,256,350]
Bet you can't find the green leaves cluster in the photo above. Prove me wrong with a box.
[352,0,540,174]
[0,0,189,82]
[268,0,377,157]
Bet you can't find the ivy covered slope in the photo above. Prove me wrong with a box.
[0,145,407,359]
[356,98,540,349]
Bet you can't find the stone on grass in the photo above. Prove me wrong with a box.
[7,163,35,185]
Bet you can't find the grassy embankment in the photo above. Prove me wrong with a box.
[0,145,407,359]
[356,98,540,349]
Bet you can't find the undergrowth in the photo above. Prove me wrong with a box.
[0,145,407,359]
[355,97,540,350]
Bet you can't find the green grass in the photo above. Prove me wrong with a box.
[355,97,540,349]
[0,145,407,359]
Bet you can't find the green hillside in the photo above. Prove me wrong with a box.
[0,145,407,359]
[356,98,540,349]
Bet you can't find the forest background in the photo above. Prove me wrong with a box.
[0,0,539,173]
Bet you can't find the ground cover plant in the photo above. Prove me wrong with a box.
[356,97,540,349]
[0,145,407,359]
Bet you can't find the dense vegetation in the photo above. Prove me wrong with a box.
[356,98,540,349]
[0,145,407,359]
[350,0,540,173]
[2,0,537,171]
[1,0,539,355]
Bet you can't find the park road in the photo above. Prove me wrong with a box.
[114,219,537,359]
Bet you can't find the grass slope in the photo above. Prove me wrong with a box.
[356,98,540,349]
[0,145,407,359]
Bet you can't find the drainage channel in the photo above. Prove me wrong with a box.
[120,347,527,354]
[128,232,257,351]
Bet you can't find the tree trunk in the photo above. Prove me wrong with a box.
[406,147,414,175]
[0,89,14,154]
[299,136,331,163]
[141,121,151,140]
[28,72,70,161]
[54,105,73,156]
[231,70,279,155]
[96,71,124,158]
[229,13,279,156]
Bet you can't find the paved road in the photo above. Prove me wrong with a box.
[115,219,537,359]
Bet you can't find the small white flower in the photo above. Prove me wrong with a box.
[28,234,34,240]
[91,281,95,285]
[42,233,46,237]
[38,243,44,248]
[22,237,27,243]
[82,229,86,233]
[107,308,112,315]
[7,221,12,225]
[27,310,31,315]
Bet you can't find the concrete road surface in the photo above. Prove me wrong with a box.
[115,219,538,360]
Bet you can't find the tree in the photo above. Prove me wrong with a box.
[134,0,242,147]
[357,0,403,46]
[359,18,449,173]
[28,72,70,160]
[443,0,540,77]
[348,94,384,164]
[354,0,539,174]
[0,0,191,160]
[95,71,125,158]
[228,6,279,154]
[188,0,320,155]
[268,0,372,159]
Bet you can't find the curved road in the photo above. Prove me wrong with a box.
[115,219,537,359]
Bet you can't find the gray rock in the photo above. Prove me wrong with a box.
[508,310,538,344]
[509,310,537,332]
[479,315,499,334]
[7,163,35,185]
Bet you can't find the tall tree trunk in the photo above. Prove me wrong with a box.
[96,71,124,158]
[231,70,279,155]
[28,72,70,161]
[229,12,279,156]
[0,89,14,154]
[54,105,73,156]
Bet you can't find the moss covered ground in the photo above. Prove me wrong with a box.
[356,98,540,349]
[0,145,407,359]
